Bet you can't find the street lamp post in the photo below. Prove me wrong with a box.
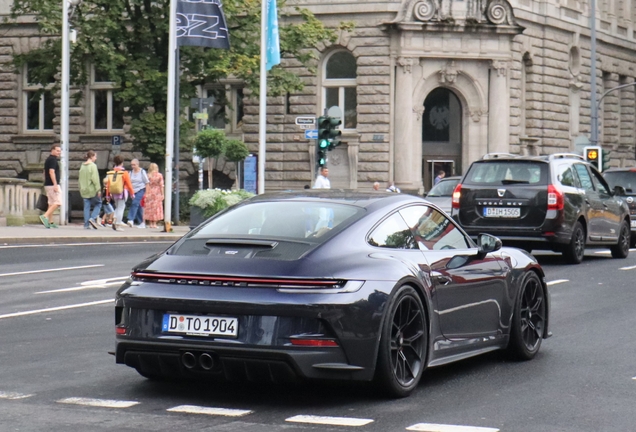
[590,0,598,145]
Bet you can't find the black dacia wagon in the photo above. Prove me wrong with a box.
[451,153,631,264]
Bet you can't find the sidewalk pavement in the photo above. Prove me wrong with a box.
[0,223,191,245]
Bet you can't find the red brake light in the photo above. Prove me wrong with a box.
[115,326,127,335]
[290,339,339,347]
[451,183,462,209]
[547,185,564,211]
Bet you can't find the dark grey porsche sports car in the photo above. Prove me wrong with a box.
[115,191,550,397]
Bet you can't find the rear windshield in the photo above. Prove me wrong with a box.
[604,171,636,194]
[190,201,364,242]
[464,161,548,186]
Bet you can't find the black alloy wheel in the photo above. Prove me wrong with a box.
[610,220,630,259]
[563,221,585,264]
[376,286,427,398]
[508,272,545,360]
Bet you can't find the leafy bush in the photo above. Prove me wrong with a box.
[189,188,254,218]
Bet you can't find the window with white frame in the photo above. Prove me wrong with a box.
[91,67,124,131]
[192,85,244,132]
[322,51,357,129]
[23,65,55,132]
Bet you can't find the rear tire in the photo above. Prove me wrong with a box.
[563,221,585,264]
[375,286,427,398]
[508,272,546,360]
[610,220,630,259]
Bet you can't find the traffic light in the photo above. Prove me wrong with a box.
[316,134,329,168]
[584,146,602,171]
[326,117,342,150]
[316,115,343,168]
[602,149,611,172]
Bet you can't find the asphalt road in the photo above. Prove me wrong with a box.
[1,242,635,432]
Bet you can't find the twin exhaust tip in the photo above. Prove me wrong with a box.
[182,351,215,371]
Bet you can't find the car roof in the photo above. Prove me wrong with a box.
[246,189,425,210]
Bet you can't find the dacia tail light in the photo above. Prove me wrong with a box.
[452,183,462,209]
[547,184,564,211]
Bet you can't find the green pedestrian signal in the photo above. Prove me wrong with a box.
[602,149,611,172]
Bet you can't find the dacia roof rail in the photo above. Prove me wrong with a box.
[480,152,519,160]
[548,153,585,161]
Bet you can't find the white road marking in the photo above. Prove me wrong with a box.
[0,391,33,400]
[595,248,636,255]
[0,299,113,320]
[406,424,499,432]
[546,279,569,286]
[0,241,173,249]
[0,264,103,278]
[620,265,636,270]
[80,276,129,286]
[57,397,138,408]
[36,282,123,295]
[285,415,373,427]
[167,405,252,417]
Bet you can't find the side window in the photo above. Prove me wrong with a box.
[590,170,610,195]
[399,206,471,250]
[573,164,594,192]
[556,163,579,188]
[368,213,417,249]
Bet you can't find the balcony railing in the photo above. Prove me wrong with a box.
[0,178,44,226]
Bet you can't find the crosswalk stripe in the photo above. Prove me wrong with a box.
[167,405,252,417]
[57,397,139,408]
[619,265,636,270]
[286,415,373,427]
[0,391,33,400]
[406,424,499,432]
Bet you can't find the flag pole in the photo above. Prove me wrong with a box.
[258,0,267,195]
[163,0,177,231]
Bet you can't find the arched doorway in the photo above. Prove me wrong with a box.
[422,87,462,191]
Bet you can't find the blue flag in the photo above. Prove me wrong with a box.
[176,0,230,49]
[266,0,280,70]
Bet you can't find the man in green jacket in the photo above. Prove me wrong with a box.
[79,150,102,229]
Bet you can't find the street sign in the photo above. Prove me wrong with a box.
[112,135,122,146]
[193,112,209,120]
[295,116,315,126]
[305,129,318,140]
[299,124,311,129]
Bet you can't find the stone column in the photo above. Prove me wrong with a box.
[394,57,422,192]
[488,60,510,154]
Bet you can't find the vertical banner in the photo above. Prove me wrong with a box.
[265,0,280,70]
[176,0,230,49]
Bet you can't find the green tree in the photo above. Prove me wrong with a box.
[224,138,250,190]
[193,128,226,188]
[10,0,348,162]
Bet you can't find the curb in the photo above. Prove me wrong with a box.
[0,235,185,246]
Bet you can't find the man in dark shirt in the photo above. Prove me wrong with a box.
[41,144,62,228]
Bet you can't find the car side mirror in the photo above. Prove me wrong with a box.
[477,233,502,256]
[613,185,626,196]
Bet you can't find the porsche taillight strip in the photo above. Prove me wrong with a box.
[131,271,343,288]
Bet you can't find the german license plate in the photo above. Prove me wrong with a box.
[483,207,520,218]
[631,220,636,228]
[162,314,238,337]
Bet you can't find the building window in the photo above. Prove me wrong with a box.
[90,67,124,131]
[23,65,55,132]
[195,85,244,132]
[322,51,357,129]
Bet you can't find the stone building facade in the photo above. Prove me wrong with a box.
[1,0,635,198]
[244,0,636,193]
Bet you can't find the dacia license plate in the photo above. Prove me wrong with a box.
[484,207,520,218]
[162,314,238,337]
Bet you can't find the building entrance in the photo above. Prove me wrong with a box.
[422,87,462,192]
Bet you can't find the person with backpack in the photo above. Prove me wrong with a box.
[106,155,134,231]
[78,150,102,229]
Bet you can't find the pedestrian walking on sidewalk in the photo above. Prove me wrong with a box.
[99,176,115,226]
[40,144,62,228]
[144,163,164,229]
[78,150,102,230]
[126,159,149,229]
[312,167,330,189]
[106,155,134,231]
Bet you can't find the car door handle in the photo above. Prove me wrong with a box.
[431,272,453,285]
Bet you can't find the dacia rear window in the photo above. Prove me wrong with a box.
[464,161,548,186]
[603,171,636,195]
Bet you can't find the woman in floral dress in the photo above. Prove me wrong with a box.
[144,163,164,228]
